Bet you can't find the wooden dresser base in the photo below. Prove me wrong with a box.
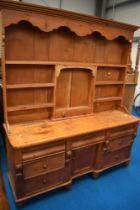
[8,159,130,205]
[5,111,139,205]
[0,1,139,206]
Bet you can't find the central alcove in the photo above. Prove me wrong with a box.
[55,66,95,118]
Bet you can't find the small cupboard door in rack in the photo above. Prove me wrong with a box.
[54,65,96,119]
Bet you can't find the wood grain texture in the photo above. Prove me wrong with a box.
[1,0,139,205]
[5,110,139,149]
[0,0,138,41]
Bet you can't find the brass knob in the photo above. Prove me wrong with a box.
[103,147,108,152]
[66,151,72,157]
[62,113,66,118]
[43,179,47,184]
[43,163,47,169]
[105,140,110,145]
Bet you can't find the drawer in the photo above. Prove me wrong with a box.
[24,168,65,196]
[22,141,65,162]
[23,152,65,179]
[102,147,131,167]
[72,132,105,149]
[107,135,133,152]
[110,124,135,138]
[96,67,124,82]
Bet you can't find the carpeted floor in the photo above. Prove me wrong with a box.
[0,109,140,210]
[0,172,9,210]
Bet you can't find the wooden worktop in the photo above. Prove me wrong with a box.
[5,110,139,149]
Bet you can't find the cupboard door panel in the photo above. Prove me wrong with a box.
[56,69,71,108]
[72,145,96,176]
[70,69,91,107]
[56,69,93,109]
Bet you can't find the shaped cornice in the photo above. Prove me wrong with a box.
[0,0,139,41]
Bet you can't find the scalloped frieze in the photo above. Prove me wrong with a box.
[2,9,133,41]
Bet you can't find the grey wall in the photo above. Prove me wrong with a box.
[23,0,60,8]
[106,1,140,99]
[106,1,140,36]
[23,0,96,15]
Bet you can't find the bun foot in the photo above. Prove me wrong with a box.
[65,183,72,190]
[124,160,130,166]
[16,201,24,208]
[92,172,99,179]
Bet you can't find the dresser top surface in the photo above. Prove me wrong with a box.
[5,110,139,149]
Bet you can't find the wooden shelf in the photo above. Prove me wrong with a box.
[94,97,122,103]
[96,81,124,85]
[97,64,126,68]
[8,103,54,112]
[7,83,54,89]
[6,60,55,65]
[5,60,127,68]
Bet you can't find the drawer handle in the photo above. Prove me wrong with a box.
[43,179,47,184]
[105,140,110,145]
[43,163,47,169]
[103,147,108,152]
[62,112,66,118]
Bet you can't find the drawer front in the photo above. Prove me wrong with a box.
[110,124,135,138]
[22,141,65,162]
[24,169,65,196]
[107,135,134,152]
[23,153,65,179]
[102,147,131,167]
[96,67,124,82]
[72,132,105,149]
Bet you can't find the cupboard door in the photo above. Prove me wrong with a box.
[72,145,96,176]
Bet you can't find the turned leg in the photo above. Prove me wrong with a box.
[92,172,99,179]
[16,201,24,208]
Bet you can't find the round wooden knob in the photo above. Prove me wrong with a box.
[43,163,47,169]
[107,72,111,76]
[103,147,108,152]
[62,112,66,118]
[105,140,110,145]
[43,179,47,184]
